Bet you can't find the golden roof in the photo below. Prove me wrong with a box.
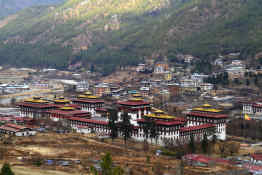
[60,106,75,111]
[151,107,164,114]
[24,98,34,102]
[84,91,92,95]
[87,95,98,99]
[78,95,88,98]
[193,107,221,113]
[130,98,143,101]
[203,104,212,107]
[132,93,142,97]
[144,113,175,119]
[54,99,71,103]
[32,99,48,103]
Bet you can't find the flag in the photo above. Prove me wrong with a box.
[244,114,251,121]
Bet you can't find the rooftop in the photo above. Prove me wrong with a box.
[137,119,184,126]
[180,124,215,132]
[117,98,150,106]
[192,107,222,113]
[69,117,108,125]
[188,112,228,119]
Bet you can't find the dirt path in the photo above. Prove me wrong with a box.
[7,165,79,175]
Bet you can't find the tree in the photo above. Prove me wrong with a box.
[201,133,208,154]
[212,134,217,144]
[222,72,229,86]
[120,112,132,146]
[90,153,124,175]
[149,121,159,144]
[108,108,118,142]
[0,163,14,175]
[254,75,259,86]
[246,79,250,86]
[189,135,196,153]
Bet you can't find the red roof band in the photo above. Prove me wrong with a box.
[72,99,104,103]
[180,124,215,132]
[137,119,184,126]
[251,154,262,161]
[69,117,108,125]
[117,100,150,106]
[17,102,57,109]
[48,110,90,116]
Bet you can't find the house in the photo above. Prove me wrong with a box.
[0,123,36,136]
[94,83,111,97]
[251,153,262,165]
[241,100,262,119]
[167,83,180,97]
[200,83,214,91]
[184,55,194,64]
[136,64,146,72]
[154,62,169,74]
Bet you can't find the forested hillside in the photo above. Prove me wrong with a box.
[0,0,261,74]
[0,0,64,18]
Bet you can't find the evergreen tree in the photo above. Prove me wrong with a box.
[234,78,240,85]
[108,108,118,142]
[254,76,259,86]
[0,163,14,175]
[222,72,229,86]
[149,121,159,144]
[212,134,217,144]
[90,153,124,175]
[189,135,195,153]
[201,133,208,153]
[120,112,132,146]
[246,79,250,86]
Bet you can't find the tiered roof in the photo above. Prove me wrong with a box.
[48,107,90,118]
[117,98,150,106]
[73,94,104,103]
[17,97,57,108]
[189,104,227,119]
[69,117,108,125]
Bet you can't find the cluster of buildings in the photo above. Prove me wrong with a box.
[0,91,227,145]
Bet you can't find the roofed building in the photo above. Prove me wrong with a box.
[72,93,104,116]
[186,104,228,140]
[17,97,57,119]
[117,98,151,126]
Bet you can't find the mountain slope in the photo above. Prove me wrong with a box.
[0,0,261,73]
[0,0,64,19]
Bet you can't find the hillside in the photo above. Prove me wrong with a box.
[0,0,64,19]
[0,0,261,74]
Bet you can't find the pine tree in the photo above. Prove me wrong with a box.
[90,153,124,175]
[0,163,14,175]
[201,133,208,154]
[120,112,132,146]
[246,79,250,86]
[189,135,195,153]
[109,108,118,142]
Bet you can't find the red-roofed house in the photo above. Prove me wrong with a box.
[0,123,36,136]
[251,153,262,164]
[68,117,109,135]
